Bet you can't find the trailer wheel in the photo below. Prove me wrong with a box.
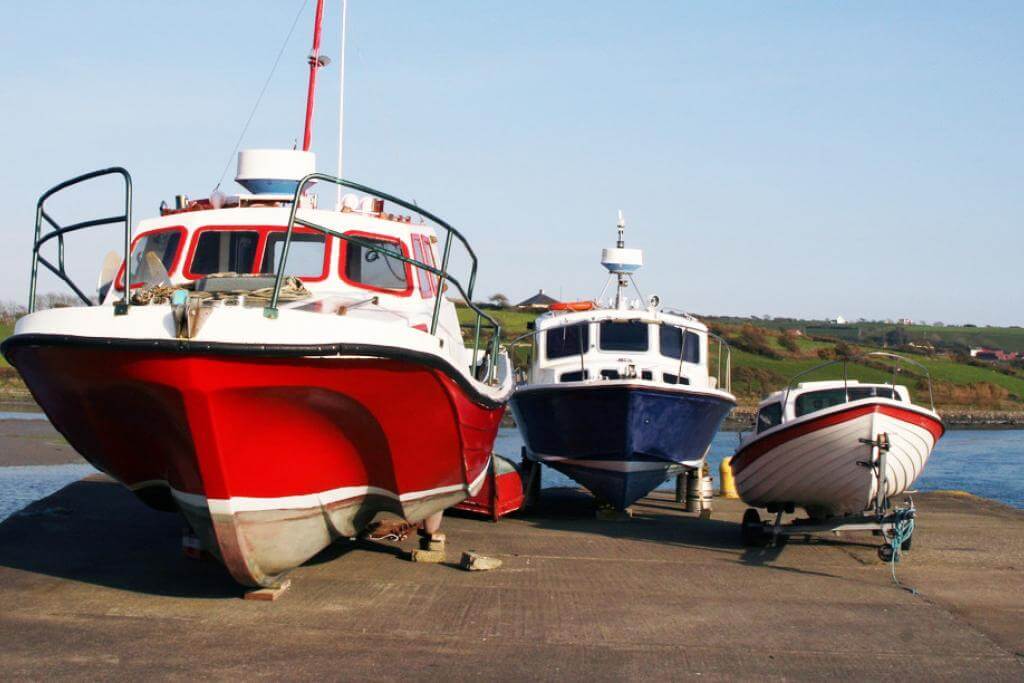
[878,545,895,562]
[741,508,765,547]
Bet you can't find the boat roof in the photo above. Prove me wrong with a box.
[534,306,709,333]
[756,380,909,408]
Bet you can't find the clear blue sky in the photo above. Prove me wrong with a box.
[2,2,1021,324]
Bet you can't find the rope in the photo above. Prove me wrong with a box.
[887,507,917,593]
[212,0,311,192]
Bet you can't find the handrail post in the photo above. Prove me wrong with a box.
[430,233,453,335]
[471,314,482,372]
[264,175,311,319]
[116,172,133,315]
[29,205,43,313]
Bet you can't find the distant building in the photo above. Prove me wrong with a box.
[971,347,1022,362]
[829,315,847,325]
[897,318,914,325]
[517,289,558,309]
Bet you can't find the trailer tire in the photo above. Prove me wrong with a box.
[741,508,765,547]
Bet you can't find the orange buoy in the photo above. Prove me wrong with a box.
[549,301,595,312]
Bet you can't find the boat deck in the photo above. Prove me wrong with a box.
[0,476,1021,679]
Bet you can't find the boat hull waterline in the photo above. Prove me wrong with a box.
[731,401,944,518]
[511,383,735,509]
[3,337,504,587]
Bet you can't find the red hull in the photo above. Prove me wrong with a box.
[6,343,505,585]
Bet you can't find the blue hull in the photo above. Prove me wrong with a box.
[511,384,734,509]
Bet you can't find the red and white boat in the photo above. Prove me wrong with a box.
[1,3,512,587]
[731,353,944,520]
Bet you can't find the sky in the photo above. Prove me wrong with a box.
[2,1,1021,325]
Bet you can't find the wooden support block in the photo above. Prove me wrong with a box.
[461,551,502,571]
[596,506,633,521]
[244,579,291,602]
[410,549,446,563]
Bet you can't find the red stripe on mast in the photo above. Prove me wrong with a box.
[302,0,327,152]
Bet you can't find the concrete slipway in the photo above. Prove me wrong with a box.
[0,477,1021,680]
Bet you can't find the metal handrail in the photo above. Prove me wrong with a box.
[507,317,732,392]
[783,351,935,413]
[30,167,133,314]
[264,173,502,381]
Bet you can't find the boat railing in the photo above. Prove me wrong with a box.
[783,351,936,413]
[29,167,133,314]
[265,173,502,381]
[506,318,732,392]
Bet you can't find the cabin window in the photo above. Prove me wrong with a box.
[756,403,783,433]
[546,323,589,360]
[130,230,183,277]
[190,230,260,276]
[410,234,438,298]
[659,326,700,364]
[601,369,620,380]
[663,373,690,385]
[560,370,589,382]
[641,370,652,380]
[119,228,185,288]
[260,232,327,279]
[342,234,410,293]
[599,321,649,352]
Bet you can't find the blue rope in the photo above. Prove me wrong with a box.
[887,507,916,593]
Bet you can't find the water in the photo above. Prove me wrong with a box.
[0,464,98,522]
[0,424,1020,525]
[495,428,1024,509]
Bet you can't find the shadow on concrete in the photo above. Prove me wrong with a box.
[514,488,849,579]
[0,478,241,598]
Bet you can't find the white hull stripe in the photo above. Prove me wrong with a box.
[536,454,696,472]
[134,456,491,514]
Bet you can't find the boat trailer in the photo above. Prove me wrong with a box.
[740,433,916,563]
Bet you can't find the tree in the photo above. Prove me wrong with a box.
[488,293,510,308]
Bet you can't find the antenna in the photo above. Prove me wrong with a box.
[335,0,348,210]
[601,211,643,310]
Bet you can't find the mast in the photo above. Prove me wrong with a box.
[336,0,348,209]
[301,0,328,152]
[615,210,627,309]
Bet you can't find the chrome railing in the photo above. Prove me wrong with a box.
[264,173,502,381]
[783,351,935,412]
[29,167,133,314]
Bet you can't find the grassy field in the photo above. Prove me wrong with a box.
[459,306,1024,410]
[710,316,1024,353]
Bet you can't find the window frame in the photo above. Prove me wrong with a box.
[114,226,187,291]
[337,230,414,297]
[182,225,332,282]
[756,402,783,433]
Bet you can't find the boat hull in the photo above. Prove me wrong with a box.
[452,453,525,520]
[511,383,734,509]
[3,339,504,586]
[731,402,944,518]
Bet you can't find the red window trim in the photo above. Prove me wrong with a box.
[182,225,331,282]
[338,230,414,297]
[114,226,187,291]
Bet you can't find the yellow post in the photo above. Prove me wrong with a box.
[719,456,739,499]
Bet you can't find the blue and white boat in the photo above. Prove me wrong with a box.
[510,214,736,509]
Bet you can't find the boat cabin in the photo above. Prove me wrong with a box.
[526,308,723,391]
[752,380,912,435]
[106,201,442,306]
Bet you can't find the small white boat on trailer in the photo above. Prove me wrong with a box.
[731,353,945,560]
